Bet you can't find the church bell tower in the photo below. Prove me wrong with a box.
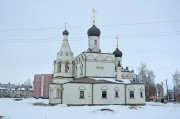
[53,23,74,79]
[87,9,101,52]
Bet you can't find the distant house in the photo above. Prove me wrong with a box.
[0,87,8,97]
[9,87,33,98]
[175,91,180,102]
[33,74,53,98]
[0,83,33,98]
[167,89,180,102]
[167,89,175,100]
[0,83,16,89]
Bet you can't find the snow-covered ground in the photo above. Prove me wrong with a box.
[0,98,180,119]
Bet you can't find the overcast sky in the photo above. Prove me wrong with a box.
[0,0,180,88]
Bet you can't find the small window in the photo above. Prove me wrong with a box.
[94,40,97,45]
[140,92,143,98]
[115,91,118,98]
[102,91,107,98]
[80,91,84,98]
[130,91,134,98]
[66,53,68,56]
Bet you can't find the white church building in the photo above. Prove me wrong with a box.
[49,10,145,105]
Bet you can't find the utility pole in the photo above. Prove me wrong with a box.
[165,79,169,102]
[161,82,164,99]
[174,86,176,101]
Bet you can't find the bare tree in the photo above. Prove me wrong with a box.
[23,78,32,91]
[172,70,180,102]
[138,62,156,101]
[172,70,180,95]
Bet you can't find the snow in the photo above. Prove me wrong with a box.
[0,98,180,119]
[93,78,132,84]
[93,78,122,83]
[122,79,131,84]
[0,87,7,90]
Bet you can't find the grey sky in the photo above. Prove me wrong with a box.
[0,0,180,88]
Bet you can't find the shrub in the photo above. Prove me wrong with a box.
[161,98,164,103]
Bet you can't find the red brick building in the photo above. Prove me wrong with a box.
[33,74,53,98]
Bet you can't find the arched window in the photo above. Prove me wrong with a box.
[94,40,97,45]
[65,62,69,73]
[66,52,68,56]
[115,91,119,98]
[80,91,84,98]
[102,91,107,98]
[130,91,134,98]
[57,62,61,73]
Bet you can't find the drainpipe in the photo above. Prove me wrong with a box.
[61,84,63,104]
[125,84,127,105]
[92,83,94,105]
[49,84,51,104]
[84,53,87,77]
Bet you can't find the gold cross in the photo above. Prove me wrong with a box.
[91,9,96,25]
[116,35,119,48]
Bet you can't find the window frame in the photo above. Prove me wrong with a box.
[94,40,97,45]
[140,92,143,98]
[80,91,84,99]
[115,91,119,98]
[130,91,134,98]
[102,91,107,98]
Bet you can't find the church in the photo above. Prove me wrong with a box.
[49,10,145,105]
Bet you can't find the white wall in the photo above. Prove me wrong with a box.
[63,83,126,105]
[49,82,145,105]
[84,53,115,77]
[62,83,92,105]
[126,84,145,105]
[49,84,62,104]
[93,83,125,105]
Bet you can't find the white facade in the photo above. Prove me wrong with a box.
[75,52,115,78]
[49,18,145,105]
[126,84,145,105]
[49,78,145,105]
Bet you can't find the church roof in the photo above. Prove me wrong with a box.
[69,77,119,84]
[113,48,122,57]
[87,25,101,37]
[63,29,69,36]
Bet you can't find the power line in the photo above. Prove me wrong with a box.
[0,19,180,31]
[0,31,180,43]
[100,19,180,27]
